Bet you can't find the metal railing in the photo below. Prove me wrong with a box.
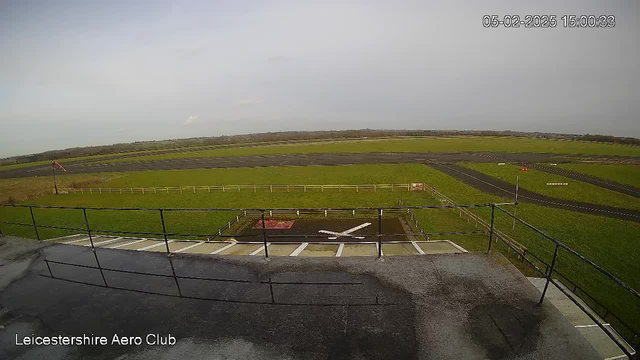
[490,204,639,359]
[42,257,395,307]
[1,202,638,358]
[61,183,425,195]
[0,203,490,260]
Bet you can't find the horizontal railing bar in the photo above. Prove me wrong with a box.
[1,203,495,211]
[39,274,398,307]
[496,205,640,301]
[44,259,363,285]
[550,278,637,359]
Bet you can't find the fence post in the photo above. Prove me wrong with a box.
[29,206,40,241]
[193,186,196,194]
[270,185,273,193]
[208,186,211,193]
[487,204,495,253]
[539,244,560,305]
[377,208,383,259]
[82,208,95,249]
[159,209,170,255]
[261,211,269,258]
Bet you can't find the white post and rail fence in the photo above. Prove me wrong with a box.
[60,183,427,195]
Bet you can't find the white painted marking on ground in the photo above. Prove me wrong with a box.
[174,242,204,253]
[574,323,610,328]
[446,240,469,253]
[336,243,345,257]
[138,240,172,251]
[604,354,631,360]
[92,237,123,247]
[319,222,371,239]
[210,243,236,255]
[411,241,425,255]
[289,243,309,257]
[250,243,271,256]
[110,239,146,249]
[63,237,90,244]
[44,233,83,242]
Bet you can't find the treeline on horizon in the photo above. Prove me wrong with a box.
[2,129,639,165]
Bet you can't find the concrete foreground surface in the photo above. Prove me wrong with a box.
[0,236,601,360]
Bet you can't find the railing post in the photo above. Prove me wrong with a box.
[487,204,495,253]
[261,211,269,258]
[539,244,560,306]
[377,208,382,259]
[159,209,170,255]
[45,259,53,277]
[29,206,41,241]
[82,208,95,249]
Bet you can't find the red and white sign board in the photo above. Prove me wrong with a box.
[410,183,424,191]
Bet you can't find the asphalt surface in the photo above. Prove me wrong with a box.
[3,150,639,222]
[0,237,601,360]
[428,163,640,223]
[2,151,637,179]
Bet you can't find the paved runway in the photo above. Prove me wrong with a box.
[428,163,640,223]
[2,151,637,179]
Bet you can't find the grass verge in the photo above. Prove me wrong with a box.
[557,163,640,189]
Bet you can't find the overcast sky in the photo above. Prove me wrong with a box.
[1,1,638,157]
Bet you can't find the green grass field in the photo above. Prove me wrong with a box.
[0,173,123,205]
[557,163,640,188]
[1,163,639,337]
[82,136,640,165]
[460,163,640,210]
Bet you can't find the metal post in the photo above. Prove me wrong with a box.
[52,165,58,195]
[513,175,519,230]
[159,209,170,255]
[92,248,108,287]
[487,204,495,253]
[269,277,275,304]
[377,208,382,259]
[539,244,560,305]
[261,211,269,258]
[83,208,95,248]
[45,259,53,277]
[168,256,182,297]
[29,206,40,241]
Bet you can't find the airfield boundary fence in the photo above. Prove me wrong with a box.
[0,202,638,358]
[61,183,424,195]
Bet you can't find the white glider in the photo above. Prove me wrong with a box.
[318,222,371,240]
